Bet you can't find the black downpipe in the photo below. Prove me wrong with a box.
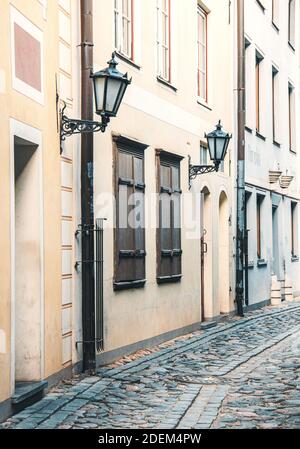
[80,0,96,373]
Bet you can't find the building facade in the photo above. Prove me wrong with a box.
[1,0,299,424]
[244,0,300,306]
[0,0,80,421]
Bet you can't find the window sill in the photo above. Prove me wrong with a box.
[157,275,182,285]
[197,99,212,111]
[291,256,299,263]
[114,279,146,291]
[245,125,253,134]
[257,259,268,268]
[157,76,177,92]
[288,41,295,52]
[273,140,281,148]
[115,52,141,70]
[256,131,266,141]
[272,22,279,33]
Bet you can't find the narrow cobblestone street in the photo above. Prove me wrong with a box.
[2,302,300,430]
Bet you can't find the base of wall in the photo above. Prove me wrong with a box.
[0,361,83,423]
[96,321,202,367]
[244,298,271,312]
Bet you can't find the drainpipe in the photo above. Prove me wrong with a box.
[235,0,246,317]
[80,0,96,373]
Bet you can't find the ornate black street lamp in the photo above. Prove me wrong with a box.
[60,53,131,151]
[189,120,232,188]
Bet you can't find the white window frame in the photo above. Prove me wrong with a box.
[197,5,207,102]
[156,0,171,82]
[114,0,133,60]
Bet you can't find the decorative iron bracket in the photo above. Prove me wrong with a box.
[60,103,110,153]
[189,155,220,189]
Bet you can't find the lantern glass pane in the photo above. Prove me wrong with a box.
[215,138,226,161]
[207,137,216,160]
[94,77,105,113]
[106,77,123,114]
[114,81,127,114]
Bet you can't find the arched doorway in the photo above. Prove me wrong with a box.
[201,186,213,321]
[218,191,230,314]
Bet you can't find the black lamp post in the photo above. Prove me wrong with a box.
[189,120,232,188]
[60,53,131,152]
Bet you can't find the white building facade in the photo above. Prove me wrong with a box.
[244,0,300,306]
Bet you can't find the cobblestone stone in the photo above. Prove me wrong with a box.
[2,301,300,429]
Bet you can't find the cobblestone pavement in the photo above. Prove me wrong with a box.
[2,301,300,429]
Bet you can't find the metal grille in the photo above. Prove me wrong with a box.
[95,218,105,352]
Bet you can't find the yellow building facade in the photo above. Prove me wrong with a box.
[0,0,235,421]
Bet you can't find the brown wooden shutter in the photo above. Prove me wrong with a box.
[157,151,183,284]
[114,136,148,290]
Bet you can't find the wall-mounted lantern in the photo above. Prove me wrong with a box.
[60,53,131,152]
[189,120,232,188]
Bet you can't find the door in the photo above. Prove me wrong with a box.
[200,230,207,321]
[272,205,279,278]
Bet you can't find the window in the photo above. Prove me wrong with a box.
[157,0,171,82]
[255,52,263,133]
[200,142,208,165]
[157,151,183,283]
[256,194,264,259]
[291,202,298,257]
[272,0,279,28]
[114,136,148,290]
[272,66,279,143]
[288,0,295,49]
[244,38,251,127]
[288,83,296,152]
[197,6,207,101]
[114,0,133,59]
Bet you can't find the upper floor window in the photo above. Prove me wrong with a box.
[272,0,279,29]
[272,66,279,144]
[255,51,264,134]
[200,142,208,165]
[197,5,207,101]
[157,0,171,82]
[114,0,133,60]
[288,82,296,152]
[288,0,295,49]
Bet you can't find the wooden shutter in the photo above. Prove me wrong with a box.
[114,136,148,290]
[157,151,183,283]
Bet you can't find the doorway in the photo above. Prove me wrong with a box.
[272,205,279,278]
[11,124,44,395]
[200,187,212,320]
[218,192,230,314]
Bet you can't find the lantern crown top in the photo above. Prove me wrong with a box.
[205,120,231,139]
[91,52,132,84]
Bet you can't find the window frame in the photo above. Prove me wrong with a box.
[256,194,264,260]
[114,0,134,61]
[255,52,263,134]
[113,135,149,291]
[156,0,171,83]
[288,0,296,50]
[291,201,298,258]
[197,5,208,102]
[272,66,279,144]
[272,0,279,30]
[156,150,183,284]
[288,82,296,153]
